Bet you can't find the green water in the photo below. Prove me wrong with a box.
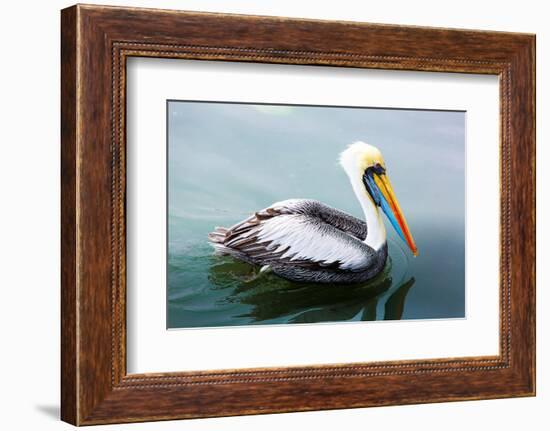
[167,101,465,329]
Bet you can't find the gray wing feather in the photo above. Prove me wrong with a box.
[208,199,374,272]
[276,199,367,240]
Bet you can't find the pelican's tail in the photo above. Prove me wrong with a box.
[208,226,231,255]
[208,226,228,243]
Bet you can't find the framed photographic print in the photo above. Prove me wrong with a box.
[61,4,535,425]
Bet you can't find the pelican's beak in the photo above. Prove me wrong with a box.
[373,173,418,256]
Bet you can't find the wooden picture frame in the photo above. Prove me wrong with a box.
[61,4,535,425]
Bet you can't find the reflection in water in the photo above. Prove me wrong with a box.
[167,237,417,328]
[208,255,415,325]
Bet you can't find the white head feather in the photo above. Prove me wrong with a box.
[339,141,387,251]
[339,141,386,179]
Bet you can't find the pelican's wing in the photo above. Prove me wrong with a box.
[209,201,374,272]
[275,199,368,240]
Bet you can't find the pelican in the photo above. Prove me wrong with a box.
[208,142,417,284]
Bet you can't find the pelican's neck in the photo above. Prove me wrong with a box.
[348,174,386,252]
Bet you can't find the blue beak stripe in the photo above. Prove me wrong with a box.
[379,192,407,244]
[364,173,407,243]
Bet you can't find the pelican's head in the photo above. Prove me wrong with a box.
[339,141,418,256]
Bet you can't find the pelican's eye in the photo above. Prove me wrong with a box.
[362,166,383,206]
[373,163,386,176]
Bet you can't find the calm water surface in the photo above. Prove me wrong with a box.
[167,102,465,329]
